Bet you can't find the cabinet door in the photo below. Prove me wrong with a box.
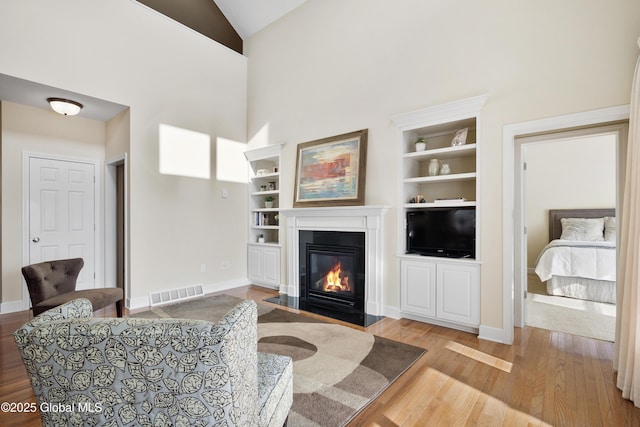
[247,246,263,282]
[400,259,436,317]
[248,245,280,287]
[262,247,280,284]
[436,263,479,325]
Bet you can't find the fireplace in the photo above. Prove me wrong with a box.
[299,231,365,317]
[274,205,388,326]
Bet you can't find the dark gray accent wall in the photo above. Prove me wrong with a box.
[137,0,242,54]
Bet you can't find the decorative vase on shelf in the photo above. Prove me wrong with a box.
[440,163,451,175]
[415,138,427,152]
[258,235,265,243]
[428,159,442,176]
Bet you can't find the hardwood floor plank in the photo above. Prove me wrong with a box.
[2,285,640,426]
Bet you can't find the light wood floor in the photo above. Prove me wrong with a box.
[2,285,639,426]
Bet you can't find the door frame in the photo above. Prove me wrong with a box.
[501,104,629,345]
[516,124,627,327]
[105,154,128,309]
[21,151,103,310]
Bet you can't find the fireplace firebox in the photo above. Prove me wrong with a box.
[299,230,365,322]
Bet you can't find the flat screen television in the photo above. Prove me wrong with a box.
[406,207,476,258]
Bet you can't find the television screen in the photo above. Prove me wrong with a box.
[406,207,476,258]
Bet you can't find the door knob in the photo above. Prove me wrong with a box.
[32,237,40,243]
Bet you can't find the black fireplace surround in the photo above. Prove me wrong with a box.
[298,230,366,322]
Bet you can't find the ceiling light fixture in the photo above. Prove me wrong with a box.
[47,97,83,116]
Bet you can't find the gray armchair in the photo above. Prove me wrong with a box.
[21,258,124,316]
[14,298,293,426]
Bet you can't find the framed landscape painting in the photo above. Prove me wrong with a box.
[293,129,368,207]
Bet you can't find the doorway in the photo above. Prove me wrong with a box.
[105,155,128,308]
[502,104,629,345]
[519,128,620,340]
[23,154,100,307]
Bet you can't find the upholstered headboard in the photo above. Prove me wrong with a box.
[548,208,615,242]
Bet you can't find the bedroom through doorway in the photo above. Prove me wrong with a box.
[518,124,625,342]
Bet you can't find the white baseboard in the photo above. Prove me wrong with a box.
[1,299,26,314]
[478,324,511,344]
[383,305,401,319]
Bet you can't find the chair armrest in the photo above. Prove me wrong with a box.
[14,298,93,348]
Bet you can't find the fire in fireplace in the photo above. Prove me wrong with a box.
[322,261,351,293]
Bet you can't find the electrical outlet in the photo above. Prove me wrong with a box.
[221,188,229,198]
[200,263,206,273]
[221,261,230,270]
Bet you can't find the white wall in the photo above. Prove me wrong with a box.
[244,0,640,330]
[525,135,617,267]
[0,0,248,308]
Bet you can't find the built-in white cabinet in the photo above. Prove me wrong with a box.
[248,244,280,287]
[244,144,284,289]
[393,95,487,333]
[400,258,480,330]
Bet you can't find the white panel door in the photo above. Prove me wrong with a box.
[29,157,96,290]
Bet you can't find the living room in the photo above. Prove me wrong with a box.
[3,0,639,341]
[1,0,640,424]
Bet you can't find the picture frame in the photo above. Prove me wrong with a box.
[293,129,368,207]
[451,127,468,147]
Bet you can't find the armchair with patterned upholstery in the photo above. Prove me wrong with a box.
[13,298,293,426]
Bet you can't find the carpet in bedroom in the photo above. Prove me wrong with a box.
[133,294,426,426]
[527,274,615,341]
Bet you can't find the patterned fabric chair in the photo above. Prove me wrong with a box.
[14,298,293,427]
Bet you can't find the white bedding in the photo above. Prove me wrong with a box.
[534,239,616,282]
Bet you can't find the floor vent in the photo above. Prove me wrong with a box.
[150,284,204,306]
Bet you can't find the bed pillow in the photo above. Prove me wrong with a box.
[560,217,605,241]
[604,216,616,242]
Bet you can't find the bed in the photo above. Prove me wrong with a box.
[534,208,616,304]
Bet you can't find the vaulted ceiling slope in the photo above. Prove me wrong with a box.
[136,0,308,52]
[136,0,243,53]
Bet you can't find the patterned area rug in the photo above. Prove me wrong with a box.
[134,295,426,426]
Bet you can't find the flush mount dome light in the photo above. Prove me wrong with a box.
[47,97,83,116]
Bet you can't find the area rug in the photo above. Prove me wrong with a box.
[133,295,426,426]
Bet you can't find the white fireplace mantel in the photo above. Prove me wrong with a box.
[280,205,389,316]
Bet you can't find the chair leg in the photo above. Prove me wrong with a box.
[116,300,123,317]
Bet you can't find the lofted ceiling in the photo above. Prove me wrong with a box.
[213,0,307,39]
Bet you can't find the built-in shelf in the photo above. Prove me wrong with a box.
[251,190,279,196]
[251,172,280,180]
[403,201,477,208]
[403,172,476,184]
[392,94,487,333]
[245,144,284,289]
[404,143,477,160]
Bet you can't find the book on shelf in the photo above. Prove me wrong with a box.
[255,212,277,226]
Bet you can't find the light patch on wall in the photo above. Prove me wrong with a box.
[248,123,270,147]
[159,124,210,179]
[216,137,247,183]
